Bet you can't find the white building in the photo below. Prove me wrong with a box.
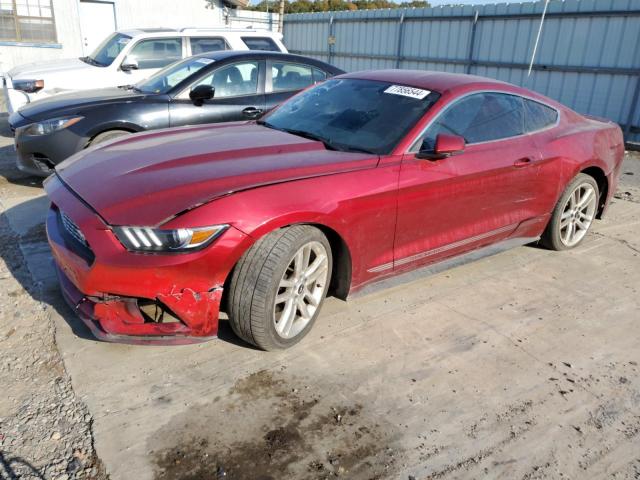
[0,0,278,72]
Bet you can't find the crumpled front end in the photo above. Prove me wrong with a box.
[45,174,251,345]
[55,265,221,345]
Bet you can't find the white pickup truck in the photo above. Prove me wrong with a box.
[2,27,287,114]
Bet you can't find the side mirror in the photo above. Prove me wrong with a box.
[121,57,139,72]
[189,84,215,106]
[416,134,465,160]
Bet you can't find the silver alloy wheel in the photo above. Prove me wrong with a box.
[273,240,329,339]
[559,182,597,247]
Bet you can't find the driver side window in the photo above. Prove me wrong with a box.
[126,38,183,69]
[191,61,259,99]
[421,93,525,149]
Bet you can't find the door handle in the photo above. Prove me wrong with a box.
[242,107,263,119]
[513,157,533,168]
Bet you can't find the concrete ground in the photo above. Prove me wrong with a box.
[1,117,639,480]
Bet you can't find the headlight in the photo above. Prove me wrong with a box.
[23,116,83,136]
[113,225,228,253]
[13,78,44,93]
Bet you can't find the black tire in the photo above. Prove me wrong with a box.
[540,173,599,251]
[90,129,130,146]
[227,225,333,351]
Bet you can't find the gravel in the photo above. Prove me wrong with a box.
[0,125,108,479]
[616,150,640,203]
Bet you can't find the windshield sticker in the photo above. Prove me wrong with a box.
[118,38,131,45]
[384,85,431,99]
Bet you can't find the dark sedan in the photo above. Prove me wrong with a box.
[9,51,343,176]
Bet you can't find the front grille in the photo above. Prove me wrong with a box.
[61,211,87,246]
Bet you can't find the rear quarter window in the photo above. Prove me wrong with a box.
[191,37,228,54]
[524,99,558,132]
[242,36,280,51]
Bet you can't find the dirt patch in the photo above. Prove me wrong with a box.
[152,370,402,480]
[0,214,108,479]
[22,222,48,244]
[229,369,287,400]
[617,151,640,203]
[614,190,639,203]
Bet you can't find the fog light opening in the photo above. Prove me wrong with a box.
[138,299,185,325]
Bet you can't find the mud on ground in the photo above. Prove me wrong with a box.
[153,370,402,480]
[616,150,640,203]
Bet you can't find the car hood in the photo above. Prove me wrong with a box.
[17,87,148,120]
[56,123,379,226]
[8,57,93,78]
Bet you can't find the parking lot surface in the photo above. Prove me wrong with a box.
[1,118,639,479]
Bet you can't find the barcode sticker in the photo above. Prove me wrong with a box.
[384,85,431,99]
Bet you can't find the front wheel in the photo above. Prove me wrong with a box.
[541,173,599,251]
[227,225,332,351]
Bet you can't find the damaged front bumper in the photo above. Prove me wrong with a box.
[45,175,251,345]
[56,265,221,345]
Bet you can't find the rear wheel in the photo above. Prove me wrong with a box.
[90,129,130,146]
[541,173,599,250]
[227,225,332,351]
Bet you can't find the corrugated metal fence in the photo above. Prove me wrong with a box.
[283,0,640,143]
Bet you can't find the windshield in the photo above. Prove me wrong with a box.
[135,56,216,94]
[261,79,440,155]
[84,33,131,67]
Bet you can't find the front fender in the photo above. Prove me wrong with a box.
[164,165,400,290]
[82,99,171,138]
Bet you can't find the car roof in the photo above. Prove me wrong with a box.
[117,28,282,39]
[118,28,177,37]
[190,50,344,71]
[339,69,515,95]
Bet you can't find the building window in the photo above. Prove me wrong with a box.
[0,0,57,43]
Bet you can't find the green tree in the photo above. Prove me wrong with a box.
[244,0,431,13]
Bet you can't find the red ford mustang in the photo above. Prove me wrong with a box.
[44,70,624,350]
